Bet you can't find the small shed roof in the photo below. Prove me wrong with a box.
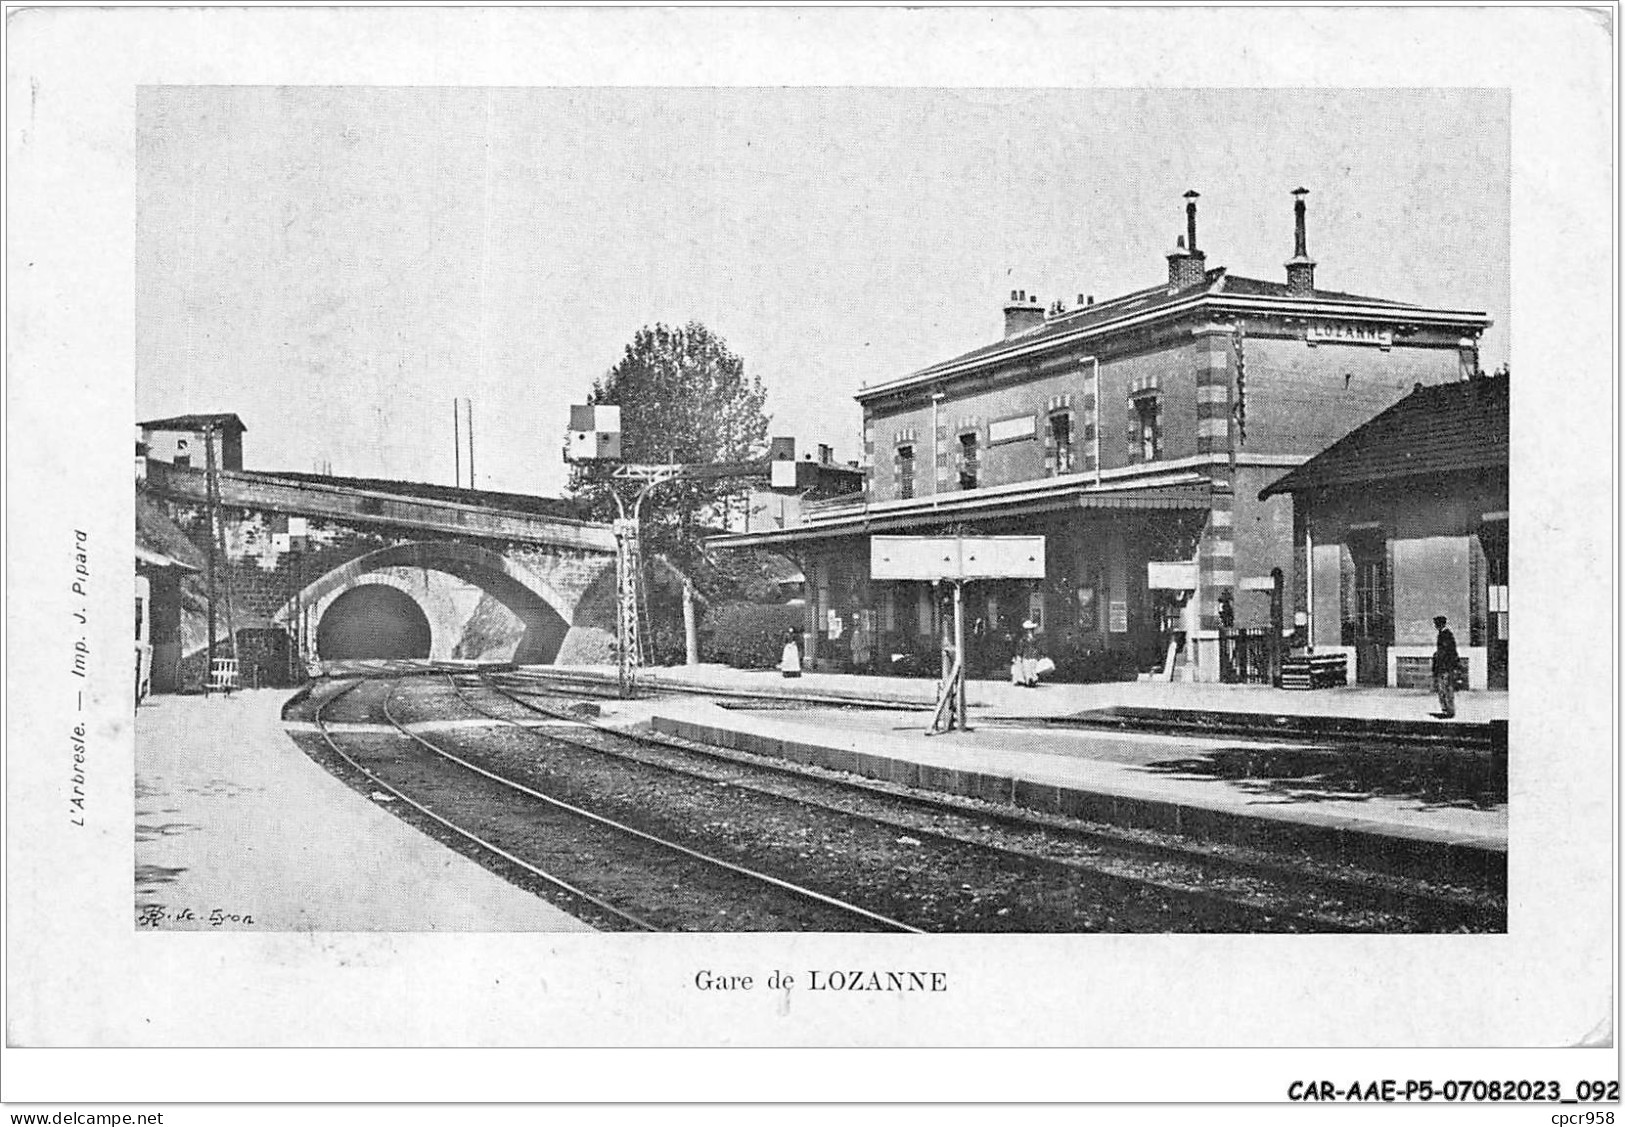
[138,412,247,433]
[1259,375,1508,499]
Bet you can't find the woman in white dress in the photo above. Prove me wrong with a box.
[1011,620,1040,686]
[779,629,802,678]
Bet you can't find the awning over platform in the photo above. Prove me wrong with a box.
[136,545,199,571]
[709,476,1213,549]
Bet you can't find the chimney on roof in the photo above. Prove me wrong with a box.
[1003,287,1045,339]
[1285,187,1317,296]
[1166,190,1208,290]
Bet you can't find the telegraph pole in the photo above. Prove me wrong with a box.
[204,423,218,694]
[204,421,238,692]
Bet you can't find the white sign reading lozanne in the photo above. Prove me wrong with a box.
[871,535,1046,581]
[1306,321,1393,348]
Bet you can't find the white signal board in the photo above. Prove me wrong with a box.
[566,404,623,463]
[870,535,1045,581]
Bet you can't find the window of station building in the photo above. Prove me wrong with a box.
[1048,411,1075,474]
[958,431,980,490]
[1130,392,1163,463]
[895,444,915,499]
[174,438,191,469]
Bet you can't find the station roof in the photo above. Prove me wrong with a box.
[709,473,1213,549]
[138,412,247,433]
[1259,374,1508,499]
[857,268,1491,403]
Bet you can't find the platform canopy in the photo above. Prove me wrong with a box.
[708,475,1213,549]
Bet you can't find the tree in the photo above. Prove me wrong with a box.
[568,320,772,615]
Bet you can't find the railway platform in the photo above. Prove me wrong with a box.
[525,661,1509,730]
[519,665,1508,885]
[639,700,1504,884]
[135,687,593,930]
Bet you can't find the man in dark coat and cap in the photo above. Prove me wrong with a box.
[1431,615,1460,718]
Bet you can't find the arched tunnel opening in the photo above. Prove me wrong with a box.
[294,544,596,666]
[316,584,433,660]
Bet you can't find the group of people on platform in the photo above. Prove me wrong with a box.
[779,619,1053,687]
[783,610,1464,719]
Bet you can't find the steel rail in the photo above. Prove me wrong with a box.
[456,674,1366,933]
[490,670,1505,907]
[476,672,1501,932]
[504,665,932,711]
[385,676,922,934]
[311,676,660,932]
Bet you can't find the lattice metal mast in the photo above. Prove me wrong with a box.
[567,405,805,699]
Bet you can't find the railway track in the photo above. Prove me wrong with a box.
[439,673,1405,932]
[309,677,917,933]
[478,671,1505,932]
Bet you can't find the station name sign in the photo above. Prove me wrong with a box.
[871,535,1046,581]
[1305,321,1393,349]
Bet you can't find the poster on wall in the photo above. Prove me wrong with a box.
[1108,600,1129,633]
[1075,588,1097,632]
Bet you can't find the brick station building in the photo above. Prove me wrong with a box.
[712,190,1493,682]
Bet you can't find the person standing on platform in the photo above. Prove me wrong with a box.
[1431,615,1459,718]
[850,611,871,673]
[779,628,802,679]
[1012,620,1041,687]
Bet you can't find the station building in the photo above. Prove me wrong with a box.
[1259,373,1509,689]
[711,190,1493,682]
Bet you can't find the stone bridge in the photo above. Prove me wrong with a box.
[141,460,619,686]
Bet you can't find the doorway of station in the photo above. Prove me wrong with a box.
[1345,532,1392,686]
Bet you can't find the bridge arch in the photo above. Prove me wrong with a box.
[274,540,583,665]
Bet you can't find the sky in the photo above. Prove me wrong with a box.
[135,87,1509,498]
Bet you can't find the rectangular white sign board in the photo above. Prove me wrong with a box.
[870,535,1045,581]
[1146,560,1198,590]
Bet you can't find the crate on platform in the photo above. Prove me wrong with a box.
[1280,652,1347,690]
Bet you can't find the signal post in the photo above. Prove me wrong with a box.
[566,405,805,698]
